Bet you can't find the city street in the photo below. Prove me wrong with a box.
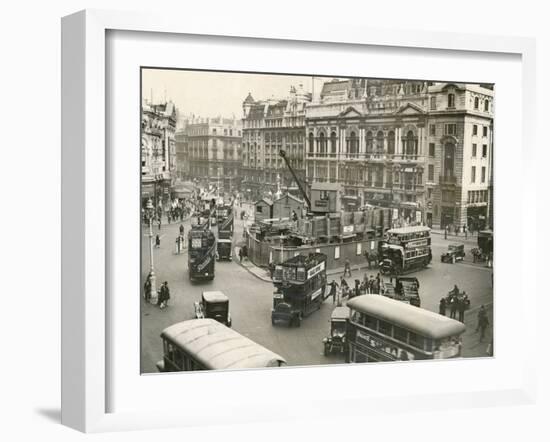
[141,205,493,373]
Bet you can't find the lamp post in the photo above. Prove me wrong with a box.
[146,198,158,305]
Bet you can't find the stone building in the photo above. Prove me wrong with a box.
[174,125,189,180]
[305,79,494,229]
[241,85,311,201]
[141,100,177,206]
[185,116,242,193]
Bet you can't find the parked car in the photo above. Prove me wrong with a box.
[441,243,465,264]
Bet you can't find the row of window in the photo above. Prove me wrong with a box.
[350,311,432,351]
[471,143,488,158]
[472,124,489,137]
[471,166,487,184]
[467,190,489,204]
[429,94,490,112]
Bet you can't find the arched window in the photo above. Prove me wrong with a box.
[348,131,358,156]
[308,133,314,154]
[474,97,479,109]
[366,131,373,151]
[318,132,326,155]
[484,99,489,111]
[376,131,384,151]
[406,131,416,156]
[330,131,337,154]
[387,131,395,155]
[444,143,455,177]
[448,93,455,108]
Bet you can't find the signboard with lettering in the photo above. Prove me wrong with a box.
[343,225,354,234]
[307,261,325,279]
[405,239,428,248]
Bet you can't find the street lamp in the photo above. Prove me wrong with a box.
[145,198,158,305]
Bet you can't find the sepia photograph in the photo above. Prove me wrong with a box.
[140,68,494,374]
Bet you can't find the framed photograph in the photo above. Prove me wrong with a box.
[62,9,537,433]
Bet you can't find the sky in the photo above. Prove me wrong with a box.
[141,68,333,122]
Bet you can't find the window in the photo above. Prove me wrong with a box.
[429,143,435,157]
[366,131,373,151]
[447,93,455,108]
[471,166,476,183]
[308,133,314,154]
[473,124,478,136]
[330,131,337,154]
[481,167,486,183]
[472,143,477,157]
[445,124,457,135]
[378,320,392,336]
[430,96,436,110]
[387,131,395,154]
[394,327,408,343]
[483,126,488,137]
[484,99,489,111]
[474,97,479,109]
[429,124,435,136]
[482,144,488,157]
[428,165,434,181]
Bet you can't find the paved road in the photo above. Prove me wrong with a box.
[141,206,493,373]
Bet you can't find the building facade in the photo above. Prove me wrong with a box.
[305,79,493,229]
[141,100,177,206]
[185,117,243,193]
[241,85,311,201]
[174,126,189,180]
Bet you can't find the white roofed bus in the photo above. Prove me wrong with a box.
[345,295,466,363]
[156,319,286,372]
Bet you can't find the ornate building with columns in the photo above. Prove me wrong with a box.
[241,85,311,201]
[305,79,493,229]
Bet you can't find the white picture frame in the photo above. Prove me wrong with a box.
[62,9,537,433]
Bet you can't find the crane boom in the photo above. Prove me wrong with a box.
[279,149,311,210]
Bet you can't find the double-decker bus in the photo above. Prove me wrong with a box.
[378,225,432,274]
[346,295,466,363]
[188,224,216,281]
[271,253,329,327]
[157,319,286,372]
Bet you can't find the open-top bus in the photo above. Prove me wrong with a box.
[156,318,286,372]
[271,253,329,327]
[346,295,466,363]
[378,225,432,274]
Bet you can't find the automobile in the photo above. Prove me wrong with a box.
[216,239,232,261]
[441,243,465,264]
[194,291,231,327]
[323,306,349,356]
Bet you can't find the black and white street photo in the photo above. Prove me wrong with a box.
[140,69,494,373]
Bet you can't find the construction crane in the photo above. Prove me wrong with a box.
[279,149,311,211]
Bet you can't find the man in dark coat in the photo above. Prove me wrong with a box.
[449,297,457,319]
[457,296,466,323]
[439,297,446,316]
[158,281,170,309]
[329,280,339,304]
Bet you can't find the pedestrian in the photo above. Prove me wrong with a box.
[329,280,339,304]
[439,297,446,316]
[158,281,170,309]
[179,224,184,236]
[457,296,466,323]
[463,224,468,239]
[368,275,375,294]
[144,273,152,302]
[155,234,161,248]
[238,247,243,263]
[477,306,490,342]
[444,226,448,240]
[158,218,162,231]
[167,212,171,224]
[449,296,457,319]
[344,258,352,277]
